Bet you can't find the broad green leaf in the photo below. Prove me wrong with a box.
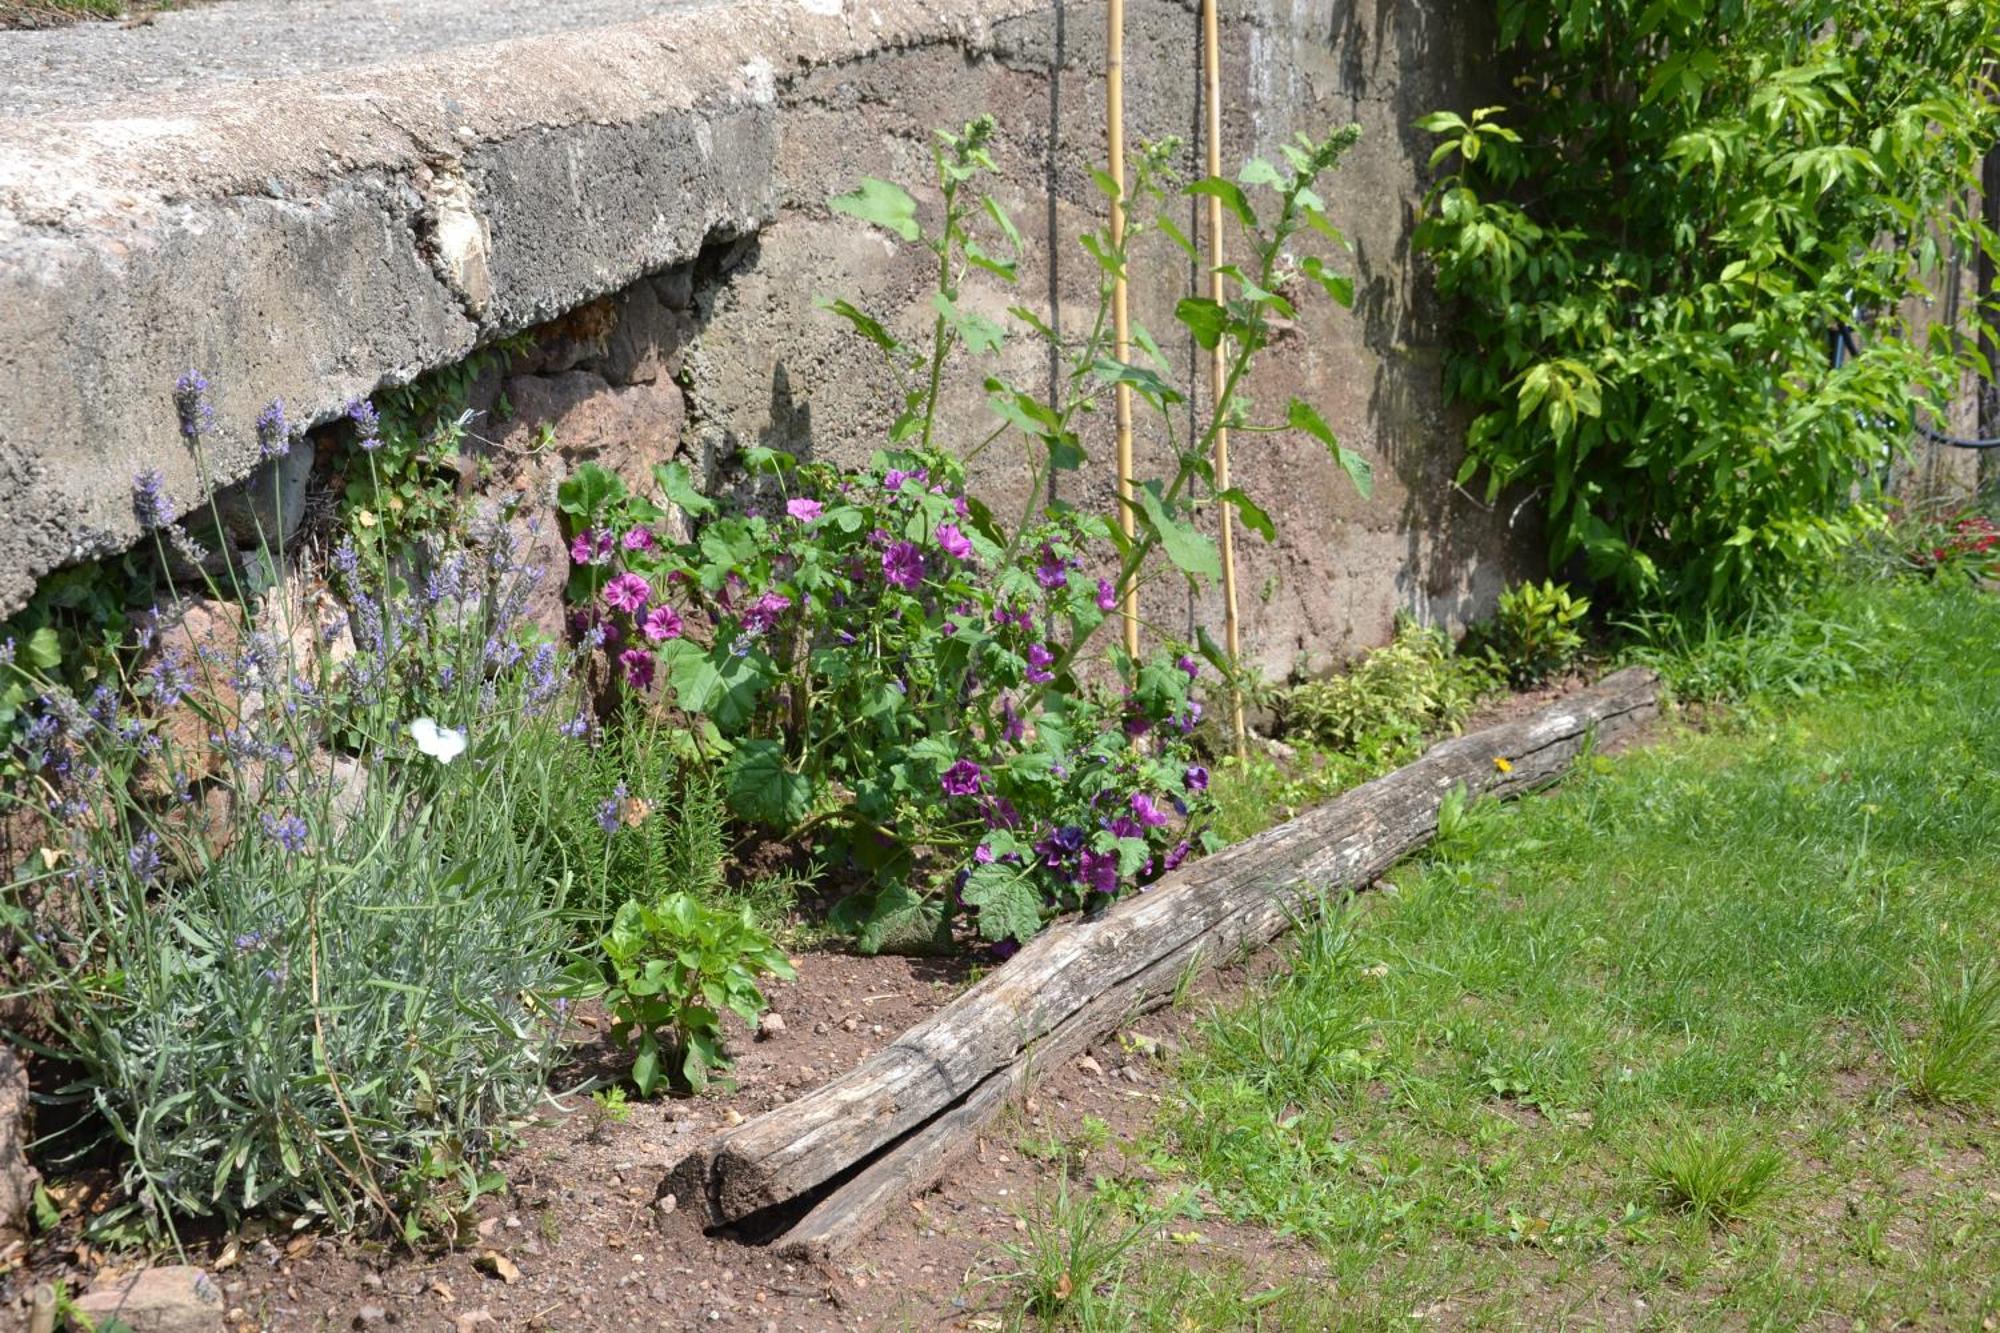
[1189,177,1254,227]
[829,178,920,241]
[723,739,813,828]
[652,462,716,517]
[1215,487,1276,541]
[817,298,903,356]
[960,863,1045,944]
[933,293,1006,356]
[1287,399,1373,498]
[1135,485,1221,581]
[1175,296,1229,350]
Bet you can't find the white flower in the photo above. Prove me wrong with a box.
[408,716,468,764]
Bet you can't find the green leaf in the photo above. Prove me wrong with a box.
[960,863,1045,944]
[1215,487,1276,541]
[1287,399,1374,499]
[1091,357,1185,407]
[723,739,813,828]
[652,462,716,517]
[1189,176,1255,227]
[829,178,920,241]
[1135,485,1221,581]
[933,293,1006,356]
[1175,296,1229,350]
[23,627,60,671]
[834,883,948,956]
[555,462,626,520]
[818,298,904,356]
[1301,256,1355,308]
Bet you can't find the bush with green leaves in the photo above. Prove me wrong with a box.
[1485,579,1588,685]
[556,116,1372,952]
[1416,2,2000,611]
[1283,617,1501,758]
[579,891,795,1095]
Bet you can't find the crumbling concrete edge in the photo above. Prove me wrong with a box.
[0,0,1054,617]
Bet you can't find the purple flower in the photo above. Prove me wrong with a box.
[936,522,974,561]
[787,498,824,522]
[1184,764,1210,793]
[174,370,214,441]
[603,572,652,615]
[619,648,655,689]
[883,541,925,591]
[559,712,592,739]
[884,467,928,493]
[569,531,596,564]
[1164,840,1192,871]
[126,831,163,885]
[1177,654,1200,682]
[261,811,309,856]
[1131,792,1170,828]
[597,783,628,835]
[974,843,996,865]
[999,697,1025,744]
[1035,548,1069,592]
[1078,848,1120,896]
[1107,816,1144,841]
[742,592,793,635]
[1177,700,1205,733]
[1025,643,1056,684]
[955,496,970,519]
[255,399,291,460]
[347,398,382,450]
[133,469,172,529]
[642,604,684,642]
[941,759,984,798]
[1096,579,1118,612]
[984,796,1022,830]
[622,528,656,552]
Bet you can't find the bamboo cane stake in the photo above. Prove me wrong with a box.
[1108,0,1139,658]
[1203,0,1246,760]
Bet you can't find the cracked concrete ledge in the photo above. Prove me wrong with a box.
[0,0,1051,616]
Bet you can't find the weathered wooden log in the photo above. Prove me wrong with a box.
[665,669,1659,1258]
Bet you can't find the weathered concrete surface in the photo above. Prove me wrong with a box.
[0,0,1041,618]
[1,0,1532,669]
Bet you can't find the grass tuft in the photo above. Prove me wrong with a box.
[1638,1126,1786,1227]
[1884,959,2000,1108]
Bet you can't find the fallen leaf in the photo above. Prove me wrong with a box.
[475,1251,521,1285]
[1053,1273,1073,1302]
[213,1241,242,1272]
[430,1281,456,1305]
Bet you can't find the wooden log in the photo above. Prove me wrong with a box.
[664,669,1659,1256]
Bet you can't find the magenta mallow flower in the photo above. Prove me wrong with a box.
[1176,654,1200,682]
[883,467,928,493]
[1096,578,1118,612]
[787,498,823,522]
[570,531,596,564]
[622,528,656,552]
[1078,848,1119,895]
[1025,642,1055,684]
[603,572,651,615]
[1035,548,1068,591]
[883,541,924,591]
[974,843,996,865]
[940,759,984,798]
[742,592,792,634]
[1184,764,1209,793]
[619,648,655,689]
[936,522,974,562]
[642,604,683,642]
[1131,792,1170,828]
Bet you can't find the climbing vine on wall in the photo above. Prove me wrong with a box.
[1417,0,2000,612]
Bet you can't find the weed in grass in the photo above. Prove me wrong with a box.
[1637,1127,1785,1227]
[1883,959,2000,1107]
[988,1170,1155,1327]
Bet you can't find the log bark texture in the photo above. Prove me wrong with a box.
[664,669,1660,1259]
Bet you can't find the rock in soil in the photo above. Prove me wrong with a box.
[72,1266,225,1332]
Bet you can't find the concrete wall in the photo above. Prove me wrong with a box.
[0,0,1531,674]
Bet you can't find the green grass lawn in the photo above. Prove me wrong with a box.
[1002,580,2000,1330]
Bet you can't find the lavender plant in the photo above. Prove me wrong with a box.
[0,466,592,1237]
[554,117,1369,952]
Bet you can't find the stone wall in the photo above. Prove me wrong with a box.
[1,0,1533,676]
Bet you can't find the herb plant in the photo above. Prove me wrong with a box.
[1486,579,1589,685]
[584,891,795,1095]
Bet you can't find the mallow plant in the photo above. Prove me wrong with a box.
[555,116,1371,952]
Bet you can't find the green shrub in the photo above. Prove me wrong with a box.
[1284,617,1500,757]
[581,891,795,1096]
[1883,959,2000,1108]
[1416,2,2000,611]
[1487,579,1588,686]
[1638,1126,1785,1227]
